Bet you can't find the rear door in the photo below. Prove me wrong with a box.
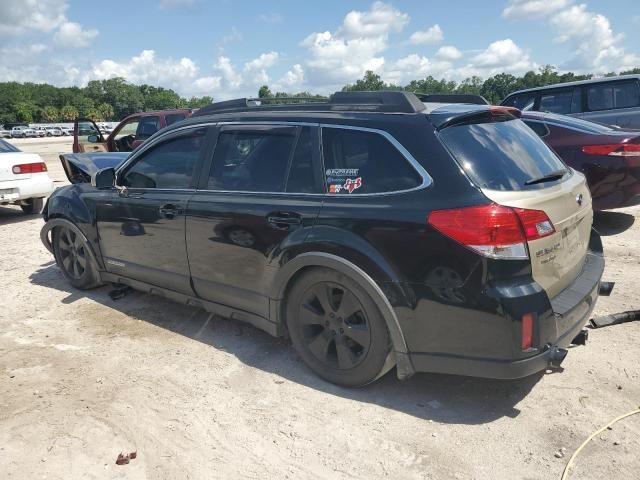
[439,116,592,298]
[73,119,107,153]
[186,123,324,317]
[583,79,640,128]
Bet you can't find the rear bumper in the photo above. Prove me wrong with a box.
[0,175,55,203]
[408,234,604,379]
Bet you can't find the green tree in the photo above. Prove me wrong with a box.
[97,103,114,121]
[342,71,402,91]
[14,101,36,123]
[41,106,60,123]
[60,105,79,121]
[258,85,273,98]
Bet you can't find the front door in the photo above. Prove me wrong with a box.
[186,124,324,317]
[74,119,106,153]
[96,125,211,295]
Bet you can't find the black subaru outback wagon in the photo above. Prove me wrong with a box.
[41,92,604,387]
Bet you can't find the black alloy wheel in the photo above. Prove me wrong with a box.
[286,268,392,387]
[52,226,101,289]
[299,282,372,370]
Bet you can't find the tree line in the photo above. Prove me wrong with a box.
[2,65,639,125]
[0,77,212,125]
[259,65,640,104]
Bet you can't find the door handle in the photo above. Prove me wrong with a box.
[267,213,302,230]
[159,204,179,219]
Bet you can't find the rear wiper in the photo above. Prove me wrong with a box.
[524,169,568,186]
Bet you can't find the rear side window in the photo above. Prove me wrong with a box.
[286,127,319,193]
[503,93,536,111]
[135,116,160,140]
[321,127,421,194]
[587,81,640,111]
[122,128,206,189]
[208,126,297,192]
[439,119,568,191]
[539,89,573,114]
[523,120,549,138]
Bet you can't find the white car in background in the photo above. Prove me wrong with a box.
[33,127,47,137]
[0,139,54,214]
[0,126,11,138]
[60,127,73,136]
[45,126,64,137]
[11,126,37,138]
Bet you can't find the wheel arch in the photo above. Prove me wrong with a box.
[40,217,103,272]
[270,252,415,380]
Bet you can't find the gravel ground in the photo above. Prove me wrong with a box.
[1,139,639,480]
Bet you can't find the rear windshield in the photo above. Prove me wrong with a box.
[439,118,568,191]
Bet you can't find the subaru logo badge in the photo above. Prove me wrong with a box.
[576,193,583,206]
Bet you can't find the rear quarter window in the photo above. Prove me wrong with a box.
[321,127,422,194]
[587,81,640,111]
[439,118,568,191]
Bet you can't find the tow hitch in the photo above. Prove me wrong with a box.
[548,346,568,368]
[598,281,615,296]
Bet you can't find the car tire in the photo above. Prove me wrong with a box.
[286,267,392,387]
[52,225,102,289]
[20,197,44,215]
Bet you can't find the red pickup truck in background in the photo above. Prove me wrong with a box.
[73,109,194,153]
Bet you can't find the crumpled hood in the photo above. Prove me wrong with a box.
[60,152,128,183]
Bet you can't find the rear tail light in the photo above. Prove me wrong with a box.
[521,313,534,350]
[581,143,640,156]
[427,204,555,260]
[12,163,48,174]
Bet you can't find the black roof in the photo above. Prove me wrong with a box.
[193,91,427,116]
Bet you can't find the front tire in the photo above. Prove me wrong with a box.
[286,268,392,387]
[52,225,101,289]
[20,197,44,214]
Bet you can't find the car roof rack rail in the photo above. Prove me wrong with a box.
[414,93,490,105]
[193,91,427,116]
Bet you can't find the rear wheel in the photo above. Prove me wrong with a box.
[20,197,44,214]
[286,268,392,387]
[52,225,101,289]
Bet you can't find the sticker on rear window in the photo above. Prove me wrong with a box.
[328,177,363,194]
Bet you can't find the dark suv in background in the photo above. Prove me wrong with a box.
[41,92,604,386]
[501,75,640,129]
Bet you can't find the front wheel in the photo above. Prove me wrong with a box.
[286,268,392,387]
[52,225,102,289]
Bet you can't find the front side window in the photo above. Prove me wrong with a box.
[121,128,206,189]
[539,89,574,114]
[208,126,297,192]
[321,127,422,194]
[588,81,640,111]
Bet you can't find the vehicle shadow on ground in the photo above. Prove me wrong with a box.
[30,262,543,425]
[0,206,40,226]
[593,210,635,236]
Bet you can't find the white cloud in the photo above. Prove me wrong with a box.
[215,56,243,89]
[0,0,67,35]
[301,2,410,87]
[452,39,536,78]
[548,4,637,71]
[53,21,98,48]
[502,0,572,19]
[277,64,305,90]
[244,52,279,71]
[340,1,409,38]
[259,13,283,24]
[436,45,462,61]
[93,50,201,93]
[409,25,443,45]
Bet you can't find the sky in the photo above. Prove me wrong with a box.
[1,0,639,100]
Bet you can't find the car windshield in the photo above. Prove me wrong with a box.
[0,139,20,153]
[439,118,569,191]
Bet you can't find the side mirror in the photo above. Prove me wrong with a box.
[87,134,100,143]
[92,167,116,189]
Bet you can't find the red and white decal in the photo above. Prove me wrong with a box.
[343,177,362,194]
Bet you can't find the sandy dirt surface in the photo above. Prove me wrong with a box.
[1,139,639,480]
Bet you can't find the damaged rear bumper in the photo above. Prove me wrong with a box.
[408,233,605,380]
